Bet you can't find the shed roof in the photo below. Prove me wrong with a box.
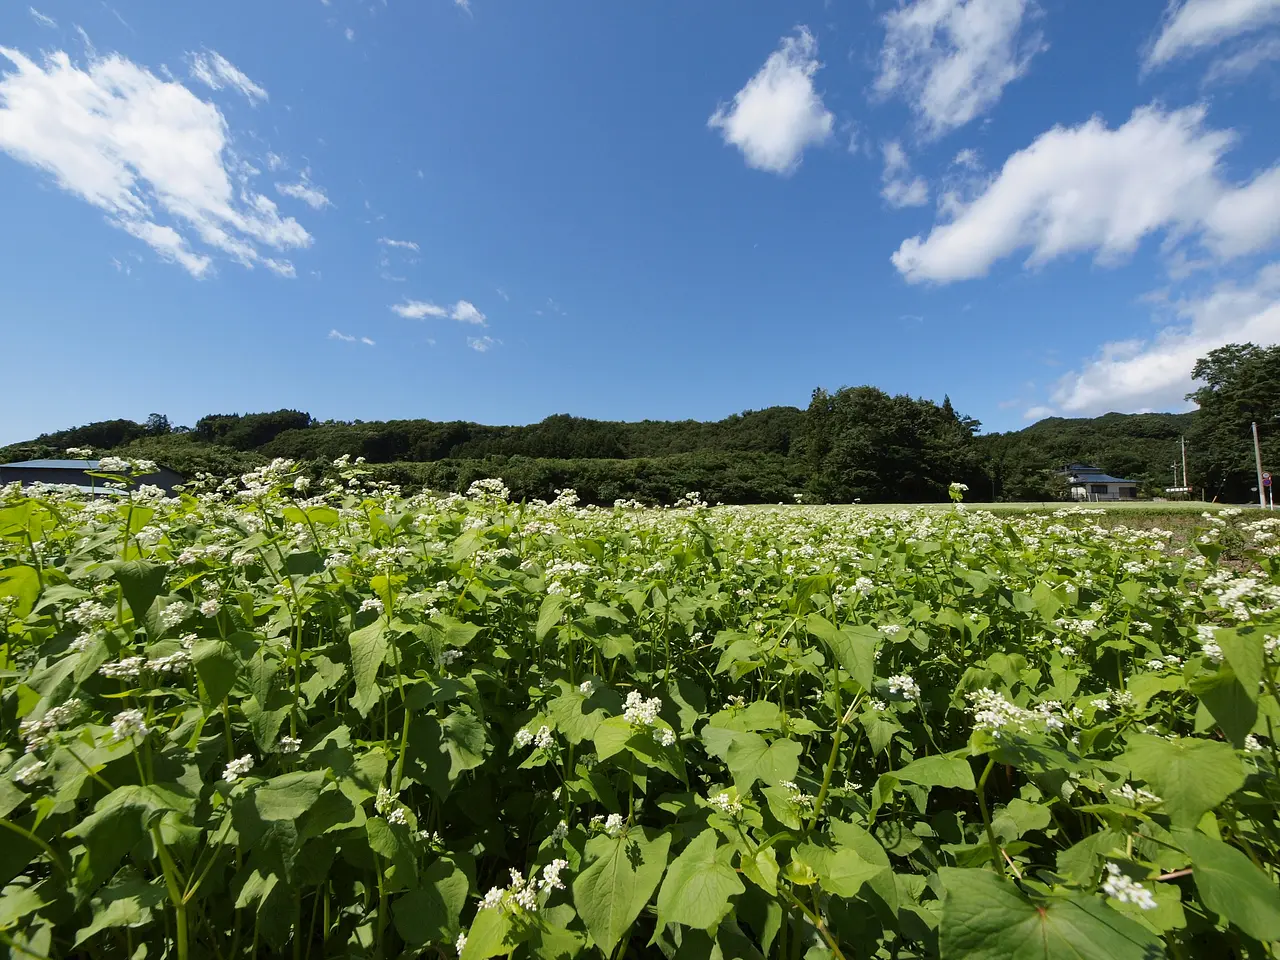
[1070,473,1136,485]
[0,459,99,469]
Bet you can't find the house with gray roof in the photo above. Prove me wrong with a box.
[1061,463,1138,502]
[0,459,184,495]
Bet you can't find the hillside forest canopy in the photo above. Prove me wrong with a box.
[4,343,1278,505]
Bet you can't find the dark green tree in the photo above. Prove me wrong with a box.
[1186,343,1280,501]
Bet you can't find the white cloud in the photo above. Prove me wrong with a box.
[1050,263,1280,415]
[875,0,1044,139]
[1023,405,1054,420]
[1205,35,1280,81]
[329,329,375,346]
[881,140,930,207]
[187,50,267,104]
[392,299,448,319]
[378,237,419,251]
[344,27,356,42]
[455,0,472,12]
[467,335,498,352]
[891,105,1280,283]
[276,173,331,210]
[450,300,486,325]
[391,298,487,325]
[1146,0,1280,68]
[0,45,310,278]
[265,151,286,172]
[708,27,834,175]
[29,8,56,28]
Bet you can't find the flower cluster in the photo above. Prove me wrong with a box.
[967,689,1068,739]
[1100,864,1158,910]
[515,725,554,750]
[19,699,83,752]
[622,691,675,745]
[779,780,815,809]
[887,674,920,699]
[478,862,568,914]
[110,709,151,742]
[1110,783,1162,806]
[709,791,743,815]
[223,755,255,782]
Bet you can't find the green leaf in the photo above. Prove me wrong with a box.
[806,614,877,691]
[573,827,671,955]
[461,904,521,960]
[253,771,326,821]
[992,799,1052,842]
[1121,734,1244,826]
[938,868,1165,960]
[894,754,976,791]
[537,594,566,641]
[106,559,168,625]
[740,845,779,896]
[1173,828,1280,942]
[712,731,801,791]
[348,619,389,717]
[192,638,242,705]
[66,785,178,891]
[0,565,40,618]
[656,829,744,931]
[394,857,470,945]
[549,690,605,745]
[794,840,882,898]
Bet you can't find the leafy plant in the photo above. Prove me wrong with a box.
[1,461,1279,959]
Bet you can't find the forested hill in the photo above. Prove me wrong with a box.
[0,402,1196,505]
[15,342,1280,504]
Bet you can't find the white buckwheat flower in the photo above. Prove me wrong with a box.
[538,859,568,891]
[579,680,595,696]
[359,597,384,615]
[278,736,303,754]
[456,933,467,953]
[887,674,919,698]
[603,813,624,836]
[514,728,534,748]
[223,755,255,782]
[1101,864,1157,910]
[110,709,150,742]
[534,725,554,750]
[622,690,662,727]
[386,808,408,826]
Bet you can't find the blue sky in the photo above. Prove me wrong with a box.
[2,0,1279,445]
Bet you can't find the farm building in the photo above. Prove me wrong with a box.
[1061,463,1139,501]
[0,459,184,495]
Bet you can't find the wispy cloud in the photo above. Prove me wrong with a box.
[28,7,56,28]
[378,237,419,251]
[708,27,834,176]
[1146,0,1280,69]
[344,27,356,42]
[880,140,929,208]
[468,335,499,352]
[0,44,310,278]
[1023,405,1055,421]
[265,152,286,172]
[187,49,267,104]
[496,286,509,301]
[392,299,487,324]
[392,300,448,319]
[875,0,1045,139]
[1050,262,1280,415]
[455,0,473,13]
[276,173,332,210]
[329,329,375,346]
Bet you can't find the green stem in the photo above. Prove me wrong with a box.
[783,887,847,960]
[976,757,1002,874]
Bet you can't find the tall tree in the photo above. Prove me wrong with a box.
[1186,343,1280,501]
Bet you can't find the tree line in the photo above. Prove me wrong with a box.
[4,343,1276,504]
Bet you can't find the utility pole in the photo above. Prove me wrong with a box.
[1253,422,1266,508]
[1181,436,1189,496]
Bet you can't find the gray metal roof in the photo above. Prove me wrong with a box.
[0,459,99,469]
[1070,473,1136,485]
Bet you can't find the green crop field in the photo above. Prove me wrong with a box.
[2,461,1280,959]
